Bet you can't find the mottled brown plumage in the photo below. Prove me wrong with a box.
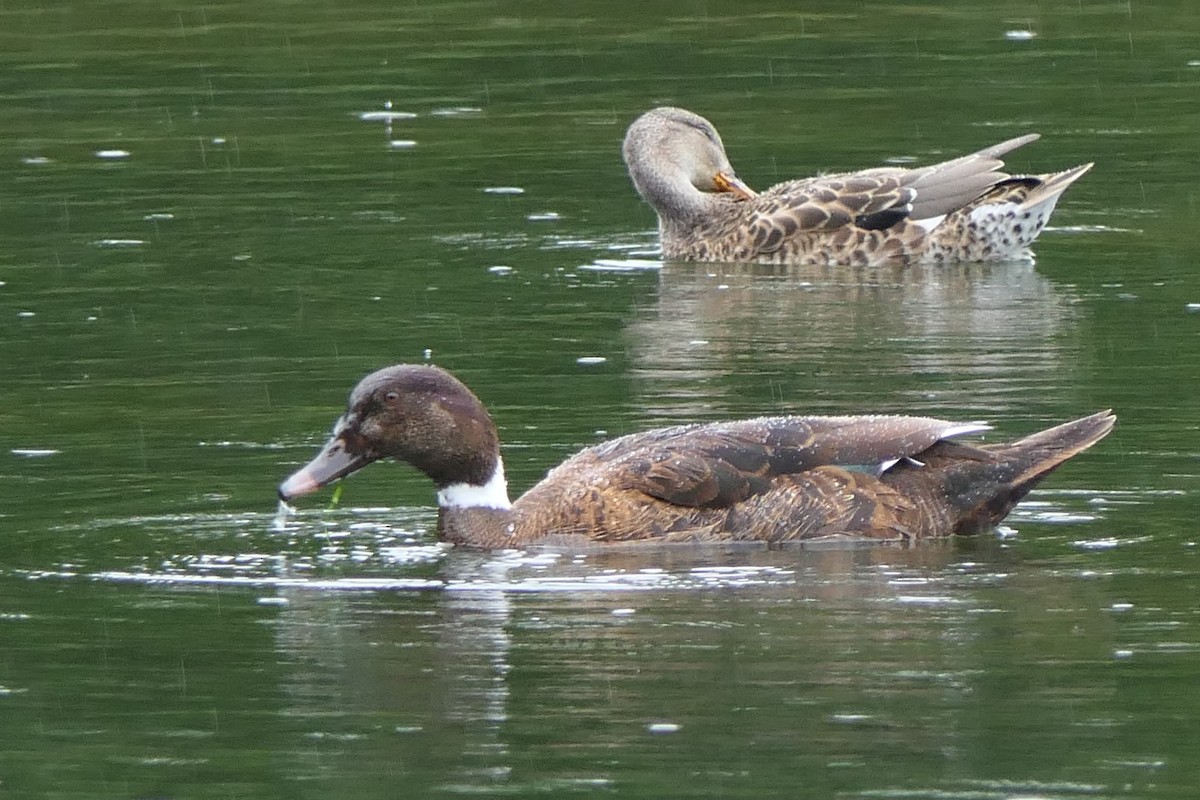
[622,107,1092,265]
[278,364,1115,549]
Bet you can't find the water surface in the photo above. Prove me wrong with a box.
[3,0,1199,797]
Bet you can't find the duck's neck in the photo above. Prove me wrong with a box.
[434,458,521,547]
[438,506,520,548]
[629,160,710,225]
[435,458,512,510]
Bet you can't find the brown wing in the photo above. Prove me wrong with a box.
[740,134,1042,244]
[703,466,918,542]
[735,175,916,255]
[582,415,985,511]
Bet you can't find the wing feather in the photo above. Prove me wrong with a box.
[725,174,915,255]
[595,416,987,511]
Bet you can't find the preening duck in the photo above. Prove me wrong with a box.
[622,106,1092,265]
[278,364,1114,548]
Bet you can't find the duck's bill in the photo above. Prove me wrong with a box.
[278,432,378,501]
[713,171,757,200]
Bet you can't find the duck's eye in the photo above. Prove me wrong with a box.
[384,391,400,404]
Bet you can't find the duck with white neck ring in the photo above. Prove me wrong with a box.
[278,363,1115,549]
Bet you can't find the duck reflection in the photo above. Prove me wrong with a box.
[623,259,1079,423]
[266,539,1110,795]
[270,554,517,794]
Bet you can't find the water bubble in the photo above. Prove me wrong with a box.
[92,238,145,248]
[579,258,662,272]
[358,110,417,122]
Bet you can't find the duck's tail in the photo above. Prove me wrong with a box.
[922,162,1093,260]
[1013,162,1094,224]
[885,410,1115,535]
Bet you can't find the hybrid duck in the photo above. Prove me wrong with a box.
[278,364,1114,548]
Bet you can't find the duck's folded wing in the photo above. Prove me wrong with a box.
[616,416,990,510]
[752,134,1041,234]
[745,175,916,251]
[898,133,1040,221]
[621,437,768,508]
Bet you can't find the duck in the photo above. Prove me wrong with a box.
[622,106,1092,265]
[278,363,1115,549]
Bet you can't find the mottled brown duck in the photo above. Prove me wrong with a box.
[622,106,1092,265]
[278,364,1115,549]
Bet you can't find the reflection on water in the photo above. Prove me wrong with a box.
[149,538,1169,797]
[220,544,1002,795]
[625,258,1081,422]
[271,557,519,794]
[26,502,1127,593]
[3,524,1193,796]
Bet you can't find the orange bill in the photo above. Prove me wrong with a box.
[713,171,757,200]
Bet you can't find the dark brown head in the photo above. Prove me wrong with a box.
[278,364,506,504]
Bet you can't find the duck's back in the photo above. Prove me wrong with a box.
[510,415,987,543]
[507,411,1113,544]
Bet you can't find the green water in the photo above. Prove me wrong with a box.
[3,0,1199,797]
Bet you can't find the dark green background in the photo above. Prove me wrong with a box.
[2,1,1198,797]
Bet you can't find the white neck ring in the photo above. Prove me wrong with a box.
[436,459,512,510]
